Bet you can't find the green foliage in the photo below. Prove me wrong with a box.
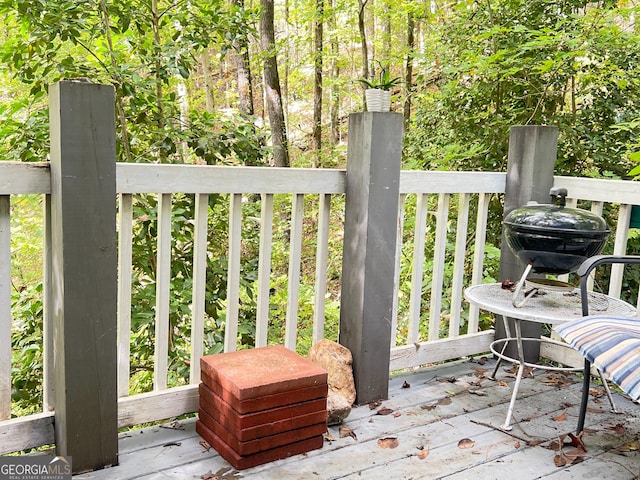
[11,283,43,416]
[404,0,640,177]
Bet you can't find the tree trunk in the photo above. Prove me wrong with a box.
[313,0,324,167]
[201,50,216,113]
[260,0,290,167]
[329,0,340,146]
[403,12,415,127]
[358,0,369,81]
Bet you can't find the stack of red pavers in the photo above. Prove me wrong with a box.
[197,345,328,470]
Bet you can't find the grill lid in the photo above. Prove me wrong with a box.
[504,187,609,234]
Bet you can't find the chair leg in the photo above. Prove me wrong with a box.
[598,370,618,413]
[577,358,591,434]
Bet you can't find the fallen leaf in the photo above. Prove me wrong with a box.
[421,403,437,411]
[199,440,211,452]
[393,411,402,418]
[378,437,399,449]
[514,441,521,449]
[162,441,181,447]
[160,421,184,430]
[369,400,383,410]
[477,357,488,365]
[324,432,335,442]
[469,389,487,396]
[502,279,515,289]
[377,407,394,416]
[417,449,430,459]
[437,397,452,406]
[609,423,625,434]
[554,454,567,467]
[339,426,357,440]
[610,439,640,455]
[552,412,567,422]
[402,380,411,389]
[497,381,509,387]
[471,366,488,376]
[458,438,475,449]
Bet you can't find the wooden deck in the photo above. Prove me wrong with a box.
[73,358,640,480]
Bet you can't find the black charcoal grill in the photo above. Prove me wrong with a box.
[503,187,610,306]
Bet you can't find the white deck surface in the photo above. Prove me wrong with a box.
[74,358,640,480]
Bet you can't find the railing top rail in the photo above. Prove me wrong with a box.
[554,175,640,205]
[0,162,51,195]
[399,170,506,194]
[116,164,347,194]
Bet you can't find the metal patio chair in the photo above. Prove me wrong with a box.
[554,255,640,434]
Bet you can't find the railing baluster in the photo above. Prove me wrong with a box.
[429,193,450,341]
[154,193,172,390]
[190,194,209,383]
[586,201,604,292]
[408,193,428,344]
[610,203,632,298]
[43,195,54,412]
[468,193,490,333]
[391,194,407,348]
[224,193,243,352]
[256,194,274,347]
[0,195,10,420]
[313,194,331,344]
[285,194,305,351]
[117,194,133,396]
[449,193,470,338]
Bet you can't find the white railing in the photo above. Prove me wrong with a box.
[2,162,640,456]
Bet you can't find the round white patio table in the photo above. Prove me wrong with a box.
[464,282,636,430]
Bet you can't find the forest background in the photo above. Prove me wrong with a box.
[2,0,640,415]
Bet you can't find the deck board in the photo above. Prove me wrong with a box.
[74,358,640,479]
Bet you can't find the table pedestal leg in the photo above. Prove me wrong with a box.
[500,319,526,431]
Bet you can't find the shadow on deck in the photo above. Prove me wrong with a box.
[74,358,640,480]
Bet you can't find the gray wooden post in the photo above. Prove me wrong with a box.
[339,112,403,404]
[49,80,118,472]
[497,125,558,362]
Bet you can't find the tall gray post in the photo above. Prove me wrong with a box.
[339,112,403,404]
[49,80,118,472]
[497,125,559,362]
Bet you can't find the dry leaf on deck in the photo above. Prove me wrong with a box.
[514,441,521,449]
[552,412,567,422]
[377,407,394,416]
[458,438,475,449]
[417,449,430,460]
[610,439,640,455]
[324,432,335,442]
[469,389,487,396]
[378,437,399,449]
[369,400,383,410]
[609,423,625,434]
[339,426,357,440]
[402,380,411,389]
[497,380,509,387]
[199,440,211,452]
[437,397,452,406]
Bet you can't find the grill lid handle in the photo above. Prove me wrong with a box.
[549,187,568,207]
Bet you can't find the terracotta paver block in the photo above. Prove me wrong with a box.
[196,420,324,470]
[199,385,327,439]
[201,372,327,414]
[199,407,327,456]
[200,346,327,401]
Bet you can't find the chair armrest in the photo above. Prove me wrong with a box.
[577,255,640,316]
[576,255,640,278]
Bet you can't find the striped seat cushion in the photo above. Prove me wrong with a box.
[555,316,640,401]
